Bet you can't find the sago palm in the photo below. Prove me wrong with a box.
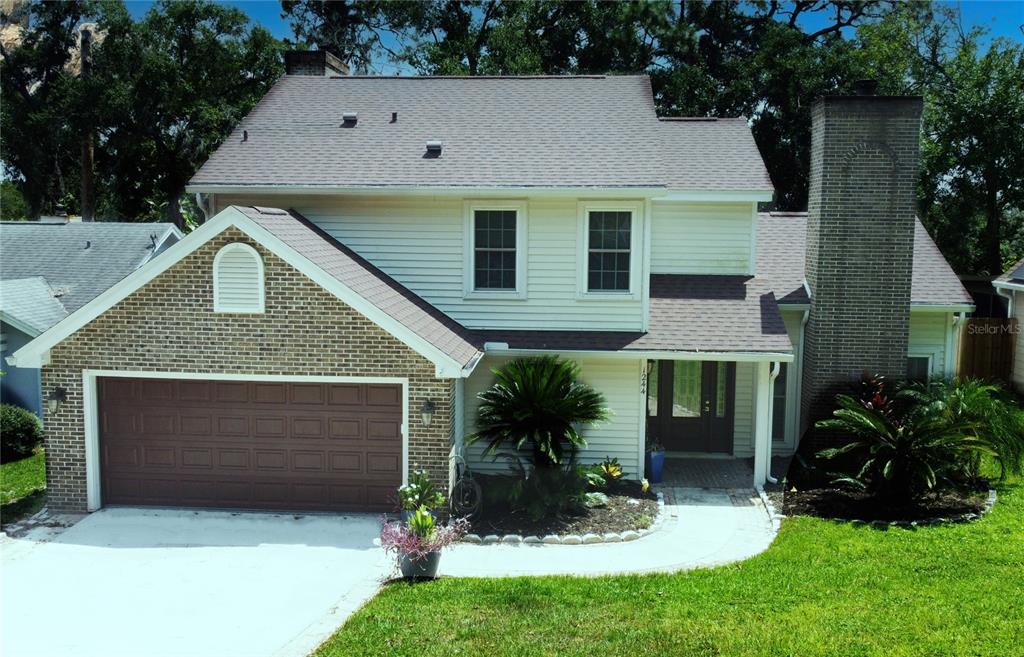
[899,378,1024,479]
[469,356,609,469]
[816,394,993,503]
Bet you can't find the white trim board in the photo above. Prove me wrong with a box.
[80,369,410,512]
[10,206,475,378]
[484,345,795,363]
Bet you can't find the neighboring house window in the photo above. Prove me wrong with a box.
[0,326,7,354]
[577,202,642,297]
[907,356,931,382]
[772,362,788,442]
[464,202,526,297]
[213,243,265,313]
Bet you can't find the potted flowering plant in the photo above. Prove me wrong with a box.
[645,437,666,484]
[397,469,447,521]
[380,506,470,579]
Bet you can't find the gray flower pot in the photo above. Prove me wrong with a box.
[398,550,441,579]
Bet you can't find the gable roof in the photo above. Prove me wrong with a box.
[0,221,181,313]
[0,277,68,336]
[995,256,1024,289]
[756,212,974,308]
[188,75,773,194]
[9,207,482,376]
[476,275,793,357]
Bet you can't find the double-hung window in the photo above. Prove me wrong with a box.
[578,203,641,297]
[465,203,526,297]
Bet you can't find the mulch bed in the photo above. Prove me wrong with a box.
[776,486,988,522]
[469,480,659,537]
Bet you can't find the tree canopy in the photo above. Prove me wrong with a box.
[2,0,1020,274]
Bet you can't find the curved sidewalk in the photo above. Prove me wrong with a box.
[440,487,777,578]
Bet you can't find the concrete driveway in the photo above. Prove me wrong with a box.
[1,508,388,657]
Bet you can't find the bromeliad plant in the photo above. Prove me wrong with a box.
[815,393,994,503]
[397,469,446,511]
[469,355,610,470]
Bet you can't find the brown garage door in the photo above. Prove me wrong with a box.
[98,377,403,512]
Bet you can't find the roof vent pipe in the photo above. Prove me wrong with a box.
[391,111,398,123]
[425,140,443,155]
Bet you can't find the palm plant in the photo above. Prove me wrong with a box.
[899,378,1024,479]
[816,394,993,503]
[469,356,610,470]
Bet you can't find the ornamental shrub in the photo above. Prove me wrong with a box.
[1,404,42,461]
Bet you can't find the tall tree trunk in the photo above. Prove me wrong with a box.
[80,27,95,221]
[984,178,1001,277]
[167,190,184,230]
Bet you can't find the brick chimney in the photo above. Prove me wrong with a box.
[800,83,923,447]
[284,50,347,76]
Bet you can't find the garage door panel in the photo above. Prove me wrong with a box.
[99,378,404,512]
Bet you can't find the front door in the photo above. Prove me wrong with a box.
[647,361,735,453]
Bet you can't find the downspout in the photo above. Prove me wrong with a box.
[195,193,213,224]
[949,312,966,377]
[765,361,781,484]
[996,286,1014,318]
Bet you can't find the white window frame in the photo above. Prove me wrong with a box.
[463,201,528,299]
[906,352,935,380]
[213,242,265,314]
[576,201,644,300]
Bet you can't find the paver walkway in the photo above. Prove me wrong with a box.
[440,486,777,577]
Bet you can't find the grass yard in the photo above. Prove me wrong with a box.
[318,478,1024,657]
[0,450,47,524]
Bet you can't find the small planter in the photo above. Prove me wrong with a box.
[398,550,442,579]
[646,449,665,484]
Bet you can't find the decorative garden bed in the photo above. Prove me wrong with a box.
[768,485,996,525]
[466,479,661,543]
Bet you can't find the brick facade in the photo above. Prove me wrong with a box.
[41,227,455,512]
[801,94,923,447]
[283,50,347,76]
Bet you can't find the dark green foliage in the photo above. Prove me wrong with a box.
[505,461,588,522]
[0,404,43,462]
[899,378,1024,479]
[468,355,609,470]
[816,394,993,502]
[0,181,30,220]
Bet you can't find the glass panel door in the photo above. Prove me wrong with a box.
[672,362,701,418]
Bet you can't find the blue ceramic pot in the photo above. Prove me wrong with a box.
[646,450,665,484]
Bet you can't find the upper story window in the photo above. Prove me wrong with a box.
[577,202,643,298]
[464,202,527,298]
[213,242,265,313]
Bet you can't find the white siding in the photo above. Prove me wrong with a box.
[732,362,757,457]
[216,194,643,331]
[909,311,951,377]
[461,355,643,478]
[650,201,754,275]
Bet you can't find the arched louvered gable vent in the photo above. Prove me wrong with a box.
[213,242,265,313]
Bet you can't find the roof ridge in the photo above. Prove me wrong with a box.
[322,74,619,80]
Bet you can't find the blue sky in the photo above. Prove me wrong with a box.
[125,1,1024,47]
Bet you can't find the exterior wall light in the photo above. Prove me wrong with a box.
[47,386,68,414]
[420,399,436,426]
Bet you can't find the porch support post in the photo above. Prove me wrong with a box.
[753,360,772,488]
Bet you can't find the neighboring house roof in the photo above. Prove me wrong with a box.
[476,275,793,357]
[235,206,482,368]
[188,75,773,193]
[0,276,68,336]
[756,213,974,308]
[0,221,182,313]
[9,207,482,376]
[995,256,1024,289]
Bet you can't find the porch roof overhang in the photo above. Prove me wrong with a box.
[476,275,795,362]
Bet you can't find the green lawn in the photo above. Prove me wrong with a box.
[0,450,47,524]
[318,479,1024,657]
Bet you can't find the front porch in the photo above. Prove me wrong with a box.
[659,456,794,489]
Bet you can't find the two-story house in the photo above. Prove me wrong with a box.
[10,52,972,514]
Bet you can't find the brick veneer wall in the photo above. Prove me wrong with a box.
[41,227,455,512]
[283,50,347,76]
[801,94,923,447]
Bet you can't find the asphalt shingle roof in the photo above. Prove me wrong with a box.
[235,206,482,368]
[756,212,974,307]
[996,256,1024,285]
[0,277,67,335]
[189,75,773,192]
[0,221,179,313]
[475,275,792,355]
